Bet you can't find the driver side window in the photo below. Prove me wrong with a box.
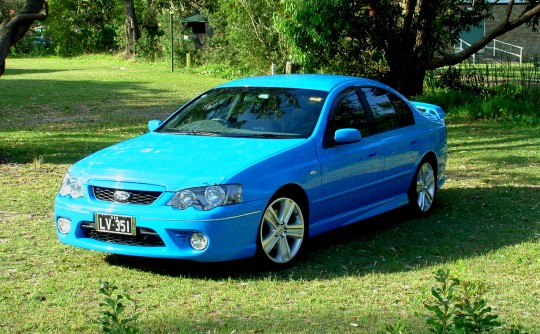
[326,90,371,141]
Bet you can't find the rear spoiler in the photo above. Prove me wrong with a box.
[411,101,445,120]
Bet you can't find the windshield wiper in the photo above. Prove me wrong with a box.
[244,133,299,138]
[169,130,221,136]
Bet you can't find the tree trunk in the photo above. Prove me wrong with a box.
[0,0,47,77]
[383,64,427,98]
[123,0,140,56]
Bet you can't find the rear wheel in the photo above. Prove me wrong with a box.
[409,161,437,214]
[258,196,306,266]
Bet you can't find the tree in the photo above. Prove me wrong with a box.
[123,0,140,56]
[0,0,48,77]
[207,0,287,73]
[47,0,121,57]
[277,0,540,97]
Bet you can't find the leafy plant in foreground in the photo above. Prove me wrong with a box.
[424,269,511,334]
[386,269,527,333]
[424,269,462,333]
[98,281,140,334]
[453,280,501,333]
[385,320,410,334]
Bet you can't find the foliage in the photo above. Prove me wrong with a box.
[275,1,494,82]
[46,0,122,56]
[385,320,411,334]
[10,0,540,96]
[43,0,174,58]
[275,0,385,76]
[204,0,287,74]
[388,269,529,334]
[424,269,462,333]
[134,0,164,62]
[524,0,540,31]
[275,0,540,96]
[431,269,532,334]
[424,269,503,333]
[9,33,54,57]
[98,281,140,334]
[431,67,487,95]
[157,8,200,67]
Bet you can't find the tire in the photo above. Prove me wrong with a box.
[258,196,307,266]
[408,160,437,215]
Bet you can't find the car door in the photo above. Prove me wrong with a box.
[359,87,419,199]
[313,88,386,232]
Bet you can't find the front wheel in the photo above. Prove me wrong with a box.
[409,161,437,215]
[258,197,306,266]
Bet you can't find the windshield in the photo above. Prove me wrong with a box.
[160,87,328,138]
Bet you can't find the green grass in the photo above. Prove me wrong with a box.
[1,57,539,333]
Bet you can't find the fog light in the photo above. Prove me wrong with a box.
[189,232,208,251]
[57,218,72,234]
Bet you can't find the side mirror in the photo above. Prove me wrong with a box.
[147,120,163,132]
[334,128,361,144]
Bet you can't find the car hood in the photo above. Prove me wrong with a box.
[72,132,303,190]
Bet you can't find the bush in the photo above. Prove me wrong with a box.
[10,35,55,57]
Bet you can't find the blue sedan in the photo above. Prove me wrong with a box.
[55,75,447,267]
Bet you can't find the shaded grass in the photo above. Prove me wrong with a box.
[0,57,539,333]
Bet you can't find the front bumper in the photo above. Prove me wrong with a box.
[54,195,267,262]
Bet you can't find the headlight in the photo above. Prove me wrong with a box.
[167,184,242,211]
[58,172,84,199]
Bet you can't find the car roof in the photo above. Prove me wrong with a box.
[216,74,383,92]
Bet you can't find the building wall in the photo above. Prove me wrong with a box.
[487,4,540,61]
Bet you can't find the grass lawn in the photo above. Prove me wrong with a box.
[0,56,539,333]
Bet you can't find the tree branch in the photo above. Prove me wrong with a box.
[505,0,515,24]
[403,0,418,31]
[0,0,48,77]
[238,0,267,48]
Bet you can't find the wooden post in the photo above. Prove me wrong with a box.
[285,62,292,74]
[271,63,276,75]
[186,52,192,67]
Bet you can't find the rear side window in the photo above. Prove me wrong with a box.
[389,92,414,127]
[361,88,414,133]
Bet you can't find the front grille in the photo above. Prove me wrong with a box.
[92,186,162,205]
[81,222,165,247]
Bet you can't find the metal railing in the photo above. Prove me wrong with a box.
[486,39,523,64]
[454,39,524,64]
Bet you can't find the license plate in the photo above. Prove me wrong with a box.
[95,213,136,236]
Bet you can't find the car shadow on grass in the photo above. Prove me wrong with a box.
[104,185,540,280]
